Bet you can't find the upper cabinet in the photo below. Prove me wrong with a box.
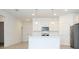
[33,17,59,32]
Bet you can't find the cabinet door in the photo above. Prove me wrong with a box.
[74,25,79,48]
[29,37,60,49]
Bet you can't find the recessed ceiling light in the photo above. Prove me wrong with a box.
[64,9,68,11]
[51,22,54,24]
[32,14,35,16]
[15,9,19,11]
[54,14,56,16]
[35,22,38,24]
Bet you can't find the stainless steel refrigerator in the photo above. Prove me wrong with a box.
[70,23,79,49]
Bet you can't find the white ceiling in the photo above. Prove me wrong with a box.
[2,9,79,20]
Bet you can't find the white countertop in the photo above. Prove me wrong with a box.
[32,31,59,36]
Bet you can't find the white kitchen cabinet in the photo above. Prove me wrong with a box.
[29,36,60,49]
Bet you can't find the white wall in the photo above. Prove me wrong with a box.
[73,13,79,24]
[33,18,59,32]
[59,14,74,46]
[0,10,22,47]
[5,16,22,47]
[23,21,32,42]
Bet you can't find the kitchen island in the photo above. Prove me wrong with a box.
[29,35,60,49]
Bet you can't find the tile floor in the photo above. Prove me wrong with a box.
[0,42,72,49]
[60,45,72,49]
[5,42,28,49]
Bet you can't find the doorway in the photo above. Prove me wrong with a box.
[0,22,4,48]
